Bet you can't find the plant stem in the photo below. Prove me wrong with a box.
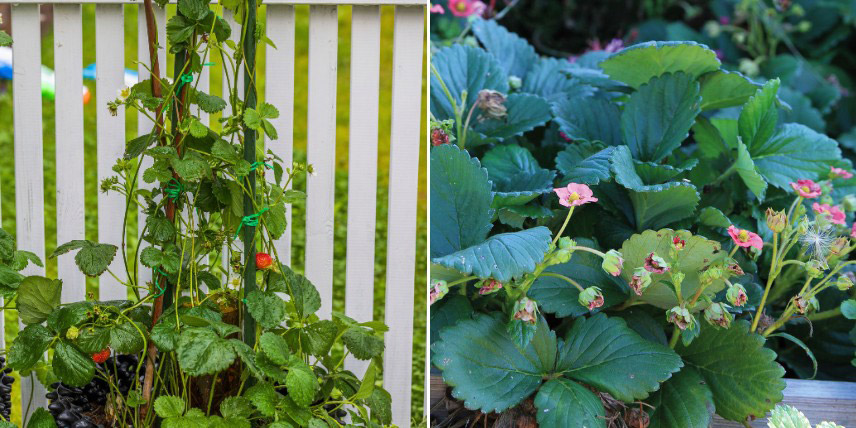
[752,232,778,332]
[807,307,842,322]
[539,272,585,292]
[668,328,680,348]
[551,207,575,248]
[710,162,738,186]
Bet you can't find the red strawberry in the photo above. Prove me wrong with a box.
[255,253,273,270]
[92,348,110,364]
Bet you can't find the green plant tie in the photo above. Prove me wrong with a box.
[202,62,215,66]
[165,179,184,202]
[235,207,269,238]
[249,161,273,171]
[175,73,194,94]
[152,268,168,298]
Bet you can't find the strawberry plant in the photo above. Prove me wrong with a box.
[0,0,390,426]
[430,16,856,427]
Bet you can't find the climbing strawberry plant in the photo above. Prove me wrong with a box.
[430,17,856,428]
[0,0,389,427]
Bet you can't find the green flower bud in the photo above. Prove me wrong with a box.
[553,248,572,264]
[629,268,652,296]
[558,237,575,250]
[666,306,695,330]
[842,194,856,212]
[835,273,854,291]
[766,207,787,233]
[726,283,748,307]
[703,302,734,329]
[601,249,624,277]
[805,259,825,278]
[508,75,522,90]
[478,279,503,295]
[578,286,604,311]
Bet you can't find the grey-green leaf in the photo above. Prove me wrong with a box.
[599,41,721,88]
[432,227,552,282]
[471,18,537,79]
[646,366,714,428]
[552,92,622,146]
[16,276,62,325]
[430,45,509,121]
[534,378,605,428]
[738,79,780,151]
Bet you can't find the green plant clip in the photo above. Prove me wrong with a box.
[235,207,269,239]
[152,268,168,298]
[164,178,184,202]
[249,161,273,171]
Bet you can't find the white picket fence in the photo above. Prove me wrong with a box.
[0,0,424,425]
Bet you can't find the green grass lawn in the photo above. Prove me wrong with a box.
[0,4,427,425]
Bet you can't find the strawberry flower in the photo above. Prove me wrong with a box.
[513,297,537,324]
[578,287,604,310]
[727,225,763,250]
[447,0,486,17]
[601,250,624,276]
[790,179,822,198]
[643,252,670,274]
[812,203,846,225]
[554,183,597,207]
[629,268,652,296]
[430,3,445,13]
[430,280,449,305]
[726,283,748,307]
[851,223,856,239]
[830,166,853,179]
[478,279,503,295]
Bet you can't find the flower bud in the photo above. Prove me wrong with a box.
[672,271,686,287]
[558,237,575,250]
[726,263,744,277]
[703,302,734,328]
[672,236,686,251]
[431,128,450,146]
[644,252,670,274]
[793,295,809,314]
[601,250,624,277]
[478,279,503,295]
[66,326,80,340]
[830,237,850,256]
[553,248,572,264]
[797,217,809,235]
[666,306,695,330]
[476,89,507,120]
[726,283,748,307]
[513,297,537,324]
[835,274,853,291]
[843,195,856,212]
[629,268,652,296]
[766,208,787,233]
[700,265,723,284]
[429,280,449,305]
[578,286,604,311]
[508,75,522,90]
[805,259,825,278]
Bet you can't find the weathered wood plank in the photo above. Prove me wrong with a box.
[12,5,49,422]
[343,4,381,376]
[305,4,338,318]
[383,5,424,426]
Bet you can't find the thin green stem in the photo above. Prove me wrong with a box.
[752,232,778,332]
[551,206,575,247]
[539,272,585,292]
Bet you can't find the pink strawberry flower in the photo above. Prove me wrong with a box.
[430,3,445,13]
[813,203,847,225]
[830,166,853,179]
[727,225,763,250]
[790,179,822,198]
[851,223,856,239]
[554,183,597,207]
[447,0,486,17]
[644,252,670,274]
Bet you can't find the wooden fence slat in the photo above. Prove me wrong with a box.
[383,5,424,425]
[305,4,338,317]
[96,4,127,300]
[343,5,381,375]
[12,5,49,422]
[8,0,426,4]
[136,5,167,296]
[54,4,87,303]
[264,4,296,266]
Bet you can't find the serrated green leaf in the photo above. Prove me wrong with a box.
[7,324,53,371]
[176,327,237,376]
[53,340,96,387]
[342,327,384,360]
[430,45,508,122]
[280,266,321,319]
[739,79,780,151]
[778,86,825,132]
[145,214,176,244]
[51,240,118,277]
[244,108,262,130]
[735,140,768,201]
[125,132,157,160]
[367,388,392,425]
[430,145,494,258]
[177,0,208,21]
[610,146,700,230]
[698,69,761,110]
[552,92,622,146]
[534,378,605,428]
[472,19,537,79]
[26,408,57,428]
[76,326,110,354]
[751,123,842,189]
[619,229,727,309]
[556,313,683,402]
[286,359,318,407]
[432,227,552,282]
[432,313,555,413]
[17,276,62,325]
[171,153,210,181]
[220,396,255,420]
[646,366,714,428]
[259,332,291,365]
[842,300,856,319]
[246,290,287,329]
[621,72,701,162]
[109,321,145,354]
[266,202,287,239]
[677,321,786,422]
[166,15,194,45]
[698,207,732,228]
[155,396,186,418]
[194,90,227,113]
[555,143,615,186]
[302,320,337,357]
[258,102,280,119]
[353,361,377,400]
[481,144,554,206]
[767,404,811,428]
[469,94,551,144]
[150,319,179,352]
[599,41,720,88]
[140,246,181,274]
[189,119,208,138]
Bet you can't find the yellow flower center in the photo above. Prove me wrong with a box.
[568,191,580,201]
[738,230,749,242]
[455,1,467,11]
[801,186,811,193]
